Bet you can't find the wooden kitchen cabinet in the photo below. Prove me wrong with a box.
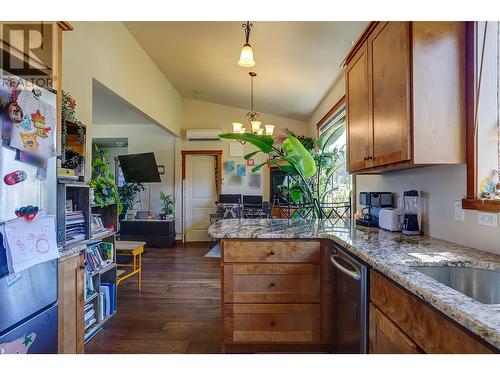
[369,304,422,354]
[221,239,331,353]
[369,271,496,354]
[345,21,466,173]
[346,41,371,172]
[58,252,85,354]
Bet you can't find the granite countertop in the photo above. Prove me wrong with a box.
[208,218,500,350]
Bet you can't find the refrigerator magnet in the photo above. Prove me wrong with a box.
[3,170,27,185]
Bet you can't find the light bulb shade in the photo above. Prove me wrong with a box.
[240,127,247,134]
[238,44,255,67]
[251,120,262,132]
[264,124,275,135]
[232,122,243,133]
[257,128,264,135]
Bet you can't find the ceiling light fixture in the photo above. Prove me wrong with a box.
[232,72,274,143]
[238,21,255,68]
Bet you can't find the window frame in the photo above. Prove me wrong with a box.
[462,21,500,212]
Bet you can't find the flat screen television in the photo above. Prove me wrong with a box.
[118,152,161,183]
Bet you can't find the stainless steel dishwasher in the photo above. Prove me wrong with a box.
[329,242,369,353]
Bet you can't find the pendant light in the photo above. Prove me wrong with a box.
[238,21,255,68]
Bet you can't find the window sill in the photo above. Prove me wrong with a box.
[462,198,500,212]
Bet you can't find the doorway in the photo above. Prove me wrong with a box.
[182,151,222,242]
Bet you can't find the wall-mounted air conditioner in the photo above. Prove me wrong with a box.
[185,129,222,141]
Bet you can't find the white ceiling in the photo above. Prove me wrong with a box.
[124,21,367,121]
[92,79,157,125]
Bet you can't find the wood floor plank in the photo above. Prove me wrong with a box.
[85,243,222,354]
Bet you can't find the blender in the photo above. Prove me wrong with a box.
[402,190,421,235]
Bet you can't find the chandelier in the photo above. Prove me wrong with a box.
[232,72,275,137]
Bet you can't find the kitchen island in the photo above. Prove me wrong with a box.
[209,219,500,353]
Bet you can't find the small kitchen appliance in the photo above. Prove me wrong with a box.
[402,190,421,235]
[379,208,403,232]
[356,192,392,227]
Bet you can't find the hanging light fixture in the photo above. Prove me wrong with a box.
[232,72,275,140]
[238,21,255,67]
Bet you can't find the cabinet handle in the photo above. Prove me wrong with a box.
[270,320,276,327]
[79,260,87,270]
[363,156,373,161]
[270,250,276,256]
[269,282,276,288]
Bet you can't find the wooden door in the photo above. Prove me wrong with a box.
[369,304,422,354]
[184,154,217,241]
[58,253,84,353]
[346,41,372,172]
[369,21,412,167]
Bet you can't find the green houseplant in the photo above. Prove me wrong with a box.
[90,145,123,213]
[219,121,346,219]
[159,192,174,219]
[118,182,145,219]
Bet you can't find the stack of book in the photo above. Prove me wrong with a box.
[84,303,97,330]
[91,214,111,238]
[99,283,116,321]
[86,242,112,273]
[65,210,86,245]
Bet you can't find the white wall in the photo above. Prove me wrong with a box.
[92,124,176,218]
[307,75,345,133]
[62,22,183,179]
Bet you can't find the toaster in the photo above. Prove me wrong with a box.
[378,208,403,232]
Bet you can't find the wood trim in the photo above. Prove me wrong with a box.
[315,95,346,138]
[465,21,477,201]
[57,21,73,31]
[462,22,500,212]
[341,22,379,67]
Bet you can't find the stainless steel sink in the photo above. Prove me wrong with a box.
[411,266,500,305]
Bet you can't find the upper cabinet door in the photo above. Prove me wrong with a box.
[369,22,412,167]
[346,41,371,172]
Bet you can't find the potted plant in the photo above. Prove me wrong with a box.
[118,182,145,220]
[89,145,123,213]
[159,192,174,220]
[219,121,346,220]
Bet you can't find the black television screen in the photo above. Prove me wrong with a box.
[118,152,161,183]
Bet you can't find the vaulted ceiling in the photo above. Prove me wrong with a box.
[124,21,367,121]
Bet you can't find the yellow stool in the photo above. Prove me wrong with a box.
[116,241,145,291]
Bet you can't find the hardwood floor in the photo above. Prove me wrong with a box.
[85,243,222,354]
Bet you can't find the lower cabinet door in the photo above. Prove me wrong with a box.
[58,254,85,354]
[369,303,422,354]
[224,304,321,344]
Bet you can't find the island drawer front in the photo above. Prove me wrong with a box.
[224,304,321,343]
[370,271,495,354]
[224,264,320,303]
[222,240,321,263]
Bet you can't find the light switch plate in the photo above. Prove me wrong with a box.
[454,200,465,221]
[478,212,498,227]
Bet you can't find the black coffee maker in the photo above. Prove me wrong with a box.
[356,192,392,227]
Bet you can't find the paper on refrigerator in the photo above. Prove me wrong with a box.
[0,215,59,274]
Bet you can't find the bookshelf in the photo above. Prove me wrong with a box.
[57,183,91,247]
[84,202,118,344]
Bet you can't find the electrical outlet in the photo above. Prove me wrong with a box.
[454,200,465,221]
[478,212,498,227]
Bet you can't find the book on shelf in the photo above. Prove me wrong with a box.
[85,242,112,273]
[84,324,101,342]
[65,210,86,243]
[90,214,109,236]
[85,274,96,300]
[100,282,116,319]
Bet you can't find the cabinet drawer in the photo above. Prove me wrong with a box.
[224,304,321,343]
[224,264,320,303]
[223,240,320,263]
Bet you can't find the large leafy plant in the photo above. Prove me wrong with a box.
[219,121,346,219]
[159,192,174,217]
[118,182,145,217]
[90,145,123,213]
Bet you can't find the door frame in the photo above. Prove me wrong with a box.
[181,150,223,243]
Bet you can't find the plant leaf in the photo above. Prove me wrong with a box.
[244,150,260,160]
[219,133,274,153]
[282,136,317,178]
[316,119,346,152]
[252,161,268,173]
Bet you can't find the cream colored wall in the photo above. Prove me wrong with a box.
[307,75,345,133]
[92,124,176,219]
[62,22,183,179]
